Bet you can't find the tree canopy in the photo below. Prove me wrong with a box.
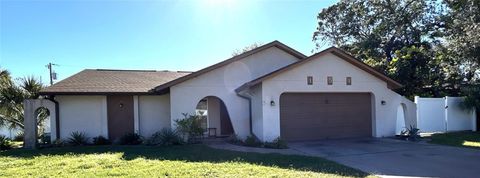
[231,42,264,57]
[0,68,47,130]
[313,0,479,107]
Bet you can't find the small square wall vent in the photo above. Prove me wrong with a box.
[346,77,352,85]
[307,76,313,85]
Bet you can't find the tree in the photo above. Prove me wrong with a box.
[442,0,480,83]
[312,0,464,99]
[0,69,47,130]
[460,85,480,111]
[442,0,480,111]
[313,0,441,63]
[231,42,263,57]
[0,69,12,90]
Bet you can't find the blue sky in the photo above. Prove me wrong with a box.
[0,0,337,84]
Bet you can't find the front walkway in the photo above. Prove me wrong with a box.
[205,138,480,178]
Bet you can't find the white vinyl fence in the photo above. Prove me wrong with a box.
[0,126,20,139]
[0,116,49,139]
[415,96,477,133]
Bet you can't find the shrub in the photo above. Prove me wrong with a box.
[400,125,420,141]
[227,135,288,149]
[117,133,143,145]
[264,137,288,149]
[92,136,110,145]
[175,113,205,143]
[0,135,13,150]
[244,135,262,147]
[13,132,24,142]
[39,133,51,144]
[52,139,66,147]
[67,131,89,146]
[227,134,243,145]
[146,128,184,146]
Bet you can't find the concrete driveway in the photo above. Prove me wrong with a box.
[289,138,480,178]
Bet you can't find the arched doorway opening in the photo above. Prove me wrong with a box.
[195,96,234,137]
[395,104,407,135]
[34,107,50,144]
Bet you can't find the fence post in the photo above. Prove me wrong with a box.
[473,109,477,131]
[444,96,448,132]
[414,96,419,130]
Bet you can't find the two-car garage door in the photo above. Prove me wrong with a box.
[280,93,372,141]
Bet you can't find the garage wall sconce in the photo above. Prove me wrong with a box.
[270,100,275,106]
[381,100,386,105]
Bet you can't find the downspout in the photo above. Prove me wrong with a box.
[46,95,60,140]
[236,91,256,138]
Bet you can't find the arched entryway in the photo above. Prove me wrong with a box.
[195,96,234,137]
[23,99,56,149]
[396,104,407,135]
[34,107,51,144]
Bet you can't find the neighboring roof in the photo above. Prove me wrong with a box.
[153,40,307,92]
[236,47,403,92]
[40,69,191,95]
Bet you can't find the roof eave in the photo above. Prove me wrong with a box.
[39,91,158,96]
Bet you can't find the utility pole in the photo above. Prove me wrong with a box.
[46,63,58,86]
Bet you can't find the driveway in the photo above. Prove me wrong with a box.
[289,138,480,178]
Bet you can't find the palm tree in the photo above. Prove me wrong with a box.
[0,69,12,87]
[0,68,47,130]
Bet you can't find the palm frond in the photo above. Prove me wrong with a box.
[0,72,44,131]
[20,76,44,99]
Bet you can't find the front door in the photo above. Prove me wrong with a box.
[107,95,134,141]
[220,100,234,135]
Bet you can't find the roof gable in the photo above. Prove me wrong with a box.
[236,47,402,92]
[153,41,306,92]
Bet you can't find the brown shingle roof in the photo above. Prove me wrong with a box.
[40,69,191,95]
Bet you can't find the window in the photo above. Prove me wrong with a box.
[346,77,352,85]
[327,76,333,85]
[307,76,313,85]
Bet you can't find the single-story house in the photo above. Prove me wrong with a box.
[36,41,416,142]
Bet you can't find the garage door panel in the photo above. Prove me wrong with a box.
[285,127,370,141]
[280,93,372,141]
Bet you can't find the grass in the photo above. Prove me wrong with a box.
[429,131,480,149]
[0,144,372,177]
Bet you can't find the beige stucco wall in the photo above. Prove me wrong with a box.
[53,95,172,140]
[138,95,171,137]
[56,95,108,140]
[259,53,416,141]
[170,46,301,138]
[250,84,263,139]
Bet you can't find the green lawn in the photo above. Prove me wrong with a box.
[0,144,372,177]
[429,131,480,149]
